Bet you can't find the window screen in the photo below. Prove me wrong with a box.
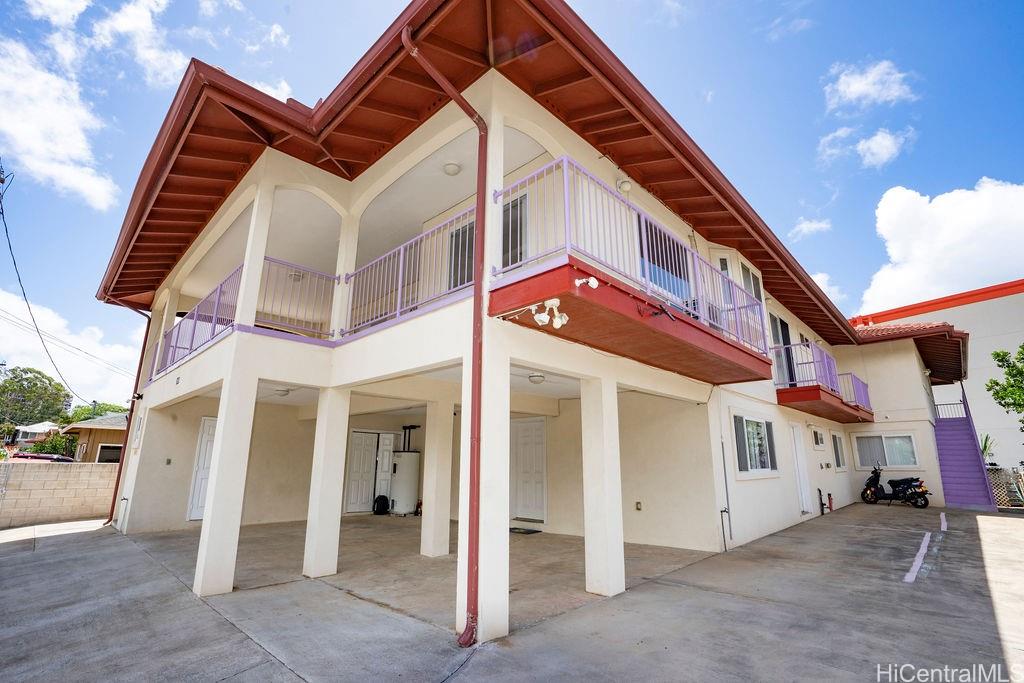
[97,445,122,463]
[832,434,845,468]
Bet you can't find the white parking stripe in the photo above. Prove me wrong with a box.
[940,512,948,531]
[903,532,932,583]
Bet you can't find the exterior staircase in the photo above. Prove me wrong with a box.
[934,392,997,511]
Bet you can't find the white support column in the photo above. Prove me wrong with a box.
[473,340,511,642]
[302,387,352,577]
[234,179,275,327]
[579,375,626,597]
[148,288,179,370]
[421,399,454,557]
[331,213,359,336]
[192,361,259,596]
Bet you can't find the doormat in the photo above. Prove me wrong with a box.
[510,527,541,535]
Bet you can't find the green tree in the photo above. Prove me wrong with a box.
[62,402,128,425]
[0,367,72,425]
[986,344,1024,441]
[28,432,76,456]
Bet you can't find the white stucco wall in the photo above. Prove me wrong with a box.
[881,292,1024,467]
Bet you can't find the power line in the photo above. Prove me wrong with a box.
[0,160,91,403]
[0,305,136,376]
[0,308,135,378]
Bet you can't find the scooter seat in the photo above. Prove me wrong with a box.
[888,477,919,487]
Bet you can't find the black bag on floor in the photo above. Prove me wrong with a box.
[373,495,390,515]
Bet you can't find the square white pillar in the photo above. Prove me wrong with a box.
[421,399,455,557]
[192,367,259,597]
[580,375,626,597]
[302,387,352,578]
[331,213,359,336]
[235,180,274,327]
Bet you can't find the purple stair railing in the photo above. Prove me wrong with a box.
[933,388,998,510]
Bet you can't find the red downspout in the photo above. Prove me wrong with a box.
[401,26,486,648]
[103,297,151,526]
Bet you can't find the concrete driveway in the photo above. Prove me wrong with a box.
[2,505,1021,681]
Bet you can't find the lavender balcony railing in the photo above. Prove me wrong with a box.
[493,157,768,355]
[838,372,872,411]
[255,257,338,339]
[342,208,476,335]
[771,342,841,394]
[152,265,242,378]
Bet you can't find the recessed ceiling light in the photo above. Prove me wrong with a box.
[443,162,462,176]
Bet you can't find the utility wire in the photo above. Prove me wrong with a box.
[0,308,135,378]
[0,160,91,403]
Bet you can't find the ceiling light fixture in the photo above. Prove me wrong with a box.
[616,178,632,194]
[443,161,462,176]
[274,388,293,397]
[528,373,545,385]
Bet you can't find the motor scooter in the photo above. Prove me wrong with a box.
[861,463,930,508]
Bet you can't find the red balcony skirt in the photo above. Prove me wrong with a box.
[488,257,772,385]
[775,385,874,423]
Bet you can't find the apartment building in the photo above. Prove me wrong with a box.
[97,0,985,644]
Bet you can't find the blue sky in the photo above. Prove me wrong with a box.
[0,0,1022,404]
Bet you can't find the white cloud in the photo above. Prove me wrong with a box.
[657,0,683,28]
[198,0,243,17]
[244,22,290,52]
[788,216,831,241]
[817,126,856,163]
[855,127,915,169]
[0,38,118,210]
[183,25,218,48]
[811,272,846,303]
[825,60,917,112]
[858,178,1024,313]
[703,89,714,104]
[249,78,291,101]
[0,289,142,406]
[765,16,813,42]
[24,0,91,27]
[92,0,189,88]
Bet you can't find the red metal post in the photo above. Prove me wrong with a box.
[401,26,487,648]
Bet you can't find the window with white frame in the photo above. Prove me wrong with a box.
[740,262,763,302]
[831,433,846,469]
[811,428,826,450]
[855,434,917,468]
[733,415,778,473]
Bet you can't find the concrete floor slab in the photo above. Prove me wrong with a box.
[1,505,1021,681]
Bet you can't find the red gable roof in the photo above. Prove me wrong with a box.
[98,0,858,345]
[854,321,969,384]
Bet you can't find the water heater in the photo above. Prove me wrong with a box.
[390,450,421,515]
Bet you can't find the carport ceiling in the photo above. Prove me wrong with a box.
[100,0,856,347]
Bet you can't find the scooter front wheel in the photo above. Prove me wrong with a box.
[910,495,929,509]
[861,488,879,504]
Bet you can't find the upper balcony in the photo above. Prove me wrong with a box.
[772,342,873,423]
[485,157,771,384]
[147,151,771,387]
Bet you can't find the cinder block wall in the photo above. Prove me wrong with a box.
[0,463,117,529]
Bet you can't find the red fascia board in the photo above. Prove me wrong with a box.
[850,278,1024,325]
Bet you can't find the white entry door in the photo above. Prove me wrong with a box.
[375,433,397,503]
[187,417,217,521]
[510,418,546,522]
[790,422,814,514]
[345,431,379,513]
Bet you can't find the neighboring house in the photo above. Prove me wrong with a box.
[853,279,1024,468]
[60,413,128,463]
[10,421,59,449]
[95,0,990,644]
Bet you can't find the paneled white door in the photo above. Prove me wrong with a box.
[345,431,379,513]
[510,418,546,522]
[791,422,814,514]
[187,417,217,521]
